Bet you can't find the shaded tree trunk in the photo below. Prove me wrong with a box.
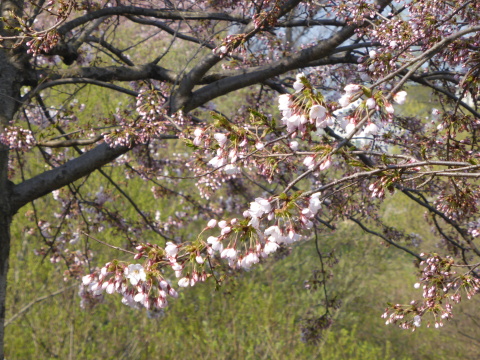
[0,55,20,358]
[0,190,11,360]
[0,14,25,357]
[0,58,14,359]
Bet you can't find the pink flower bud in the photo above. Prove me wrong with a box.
[385,102,394,114]
[207,219,217,228]
[178,277,190,287]
[366,98,376,109]
[393,91,407,105]
[218,220,227,229]
[344,84,361,94]
[221,226,232,235]
[169,288,178,298]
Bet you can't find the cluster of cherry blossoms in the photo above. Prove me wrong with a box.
[281,73,407,140]
[468,219,480,238]
[81,189,324,312]
[211,0,283,58]
[188,126,248,198]
[212,33,246,58]
[0,126,36,151]
[25,31,60,56]
[205,132,241,175]
[105,88,175,147]
[203,193,321,269]
[180,72,412,205]
[81,261,179,316]
[382,254,480,331]
[277,73,408,172]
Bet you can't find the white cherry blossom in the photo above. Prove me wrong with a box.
[309,105,327,121]
[393,91,407,105]
[214,133,228,147]
[249,198,271,218]
[125,264,146,286]
[165,242,179,257]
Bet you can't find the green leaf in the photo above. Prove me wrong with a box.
[362,87,372,98]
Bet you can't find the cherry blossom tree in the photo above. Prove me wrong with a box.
[1,0,480,356]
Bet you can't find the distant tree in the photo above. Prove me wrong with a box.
[1,0,480,356]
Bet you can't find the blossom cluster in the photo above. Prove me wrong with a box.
[81,190,324,312]
[279,74,407,171]
[382,254,480,331]
[0,126,36,151]
[179,73,410,204]
[26,31,60,56]
[105,88,177,147]
[201,193,321,270]
[81,261,179,316]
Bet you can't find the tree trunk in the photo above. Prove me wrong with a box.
[0,16,25,356]
[0,53,14,358]
[0,64,14,358]
[0,194,11,360]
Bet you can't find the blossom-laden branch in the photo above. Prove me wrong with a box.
[79,70,479,322]
[383,254,480,331]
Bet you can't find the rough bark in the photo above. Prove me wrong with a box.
[0,0,26,356]
[0,48,22,360]
[0,59,21,360]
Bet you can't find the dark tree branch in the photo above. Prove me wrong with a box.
[39,63,178,84]
[349,217,423,260]
[277,19,346,28]
[57,6,249,36]
[125,16,213,49]
[86,36,135,66]
[408,74,480,118]
[95,168,172,240]
[199,54,359,84]
[170,0,304,112]
[182,23,358,112]
[11,142,130,214]
[401,190,480,257]
[162,8,379,108]
[29,78,139,98]
[38,135,105,148]
[431,214,468,252]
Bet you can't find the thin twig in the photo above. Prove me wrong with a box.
[5,285,77,327]
[81,231,137,255]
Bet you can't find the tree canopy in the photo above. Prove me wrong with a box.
[1,0,480,357]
